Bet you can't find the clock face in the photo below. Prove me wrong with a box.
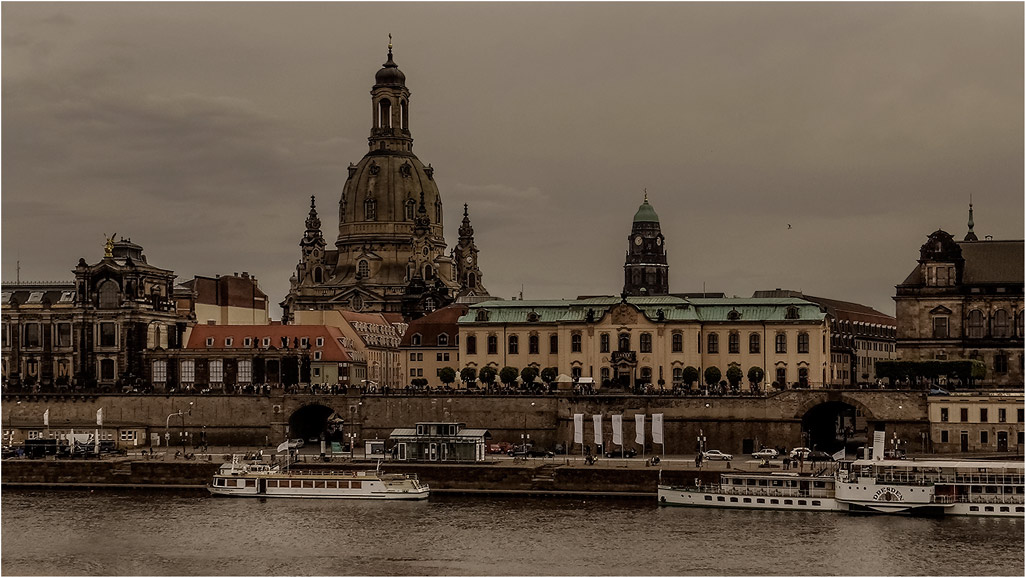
[634,236,643,246]
[465,255,474,264]
[656,237,662,246]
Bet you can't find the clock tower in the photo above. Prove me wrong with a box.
[454,203,488,297]
[623,193,669,296]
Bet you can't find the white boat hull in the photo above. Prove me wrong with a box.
[658,485,845,512]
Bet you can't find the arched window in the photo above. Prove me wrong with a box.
[528,335,539,355]
[618,333,630,352]
[400,100,408,130]
[600,333,610,353]
[405,200,415,220]
[571,333,582,353]
[466,335,477,355]
[992,309,1011,338]
[98,280,119,309]
[364,198,376,221]
[313,267,323,283]
[467,273,477,288]
[357,260,370,279]
[411,333,422,346]
[435,200,442,224]
[672,332,683,353]
[640,332,652,353]
[151,325,162,349]
[967,309,985,338]
[728,333,740,354]
[378,98,391,128]
[707,333,719,354]
[797,332,810,354]
[487,335,498,355]
[775,333,787,354]
[749,333,761,354]
[673,367,683,384]
[423,265,434,280]
[508,335,519,355]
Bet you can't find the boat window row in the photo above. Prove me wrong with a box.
[706,495,820,507]
[969,505,1023,513]
[269,479,363,489]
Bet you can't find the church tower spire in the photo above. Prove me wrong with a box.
[964,196,978,242]
[455,203,488,297]
[294,195,328,287]
[368,37,412,154]
[623,192,669,296]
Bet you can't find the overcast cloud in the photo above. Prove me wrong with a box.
[3,2,1022,317]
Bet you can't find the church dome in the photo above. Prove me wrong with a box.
[633,198,660,223]
[375,51,406,86]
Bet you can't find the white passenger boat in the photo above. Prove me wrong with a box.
[658,470,846,512]
[209,460,429,500]
[834,458,1024,517]
[658,458,1024,517]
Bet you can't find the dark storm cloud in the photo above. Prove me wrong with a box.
[3,2,1022,315]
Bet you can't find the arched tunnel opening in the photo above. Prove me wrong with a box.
[801,401,864,453]
[288,404,344,443]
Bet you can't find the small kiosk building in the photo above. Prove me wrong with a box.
[389,422,491,462]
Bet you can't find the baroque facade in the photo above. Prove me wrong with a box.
[281,45,488,322]
[894,220,1023,387]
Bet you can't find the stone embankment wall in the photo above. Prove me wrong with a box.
[3,390,931,454]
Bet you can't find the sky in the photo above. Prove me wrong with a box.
[3,2,1022,318]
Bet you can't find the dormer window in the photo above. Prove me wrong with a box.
[262,337,271,348]
[244,337,253,347]
[475,309,489,322]
[411,333,422,346]
[527,311,540,322]
[314,351,322,361]
[225,338,233,347]
[58,291,75,304]
[438,333,449,347]
[316,337,324,347]
[727,308,741,321]
[785,306,800,320]
[300,337,309,348]
[27,292,44,304]
[206,337,215,347]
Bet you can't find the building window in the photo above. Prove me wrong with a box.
[57,323,72,348]
[571,367,582,379]
[672,367,683,384]
[1017,408,1024,423]
[528,335,539,355]
[600,333,610,353]
[316,337,324,347]
[487,336,498,355]
[995,354,1008,374]
[992,309,1011,338]
[262,337,270,348]
[238,360,252,384]
[640,367,652,383]
[960,408,969,422]
[225,338,233,348]
[998,408,1006,423]
[206,337,215,347]
[550,334,559,354]
[707,333,719,354]
[940,408,948,422]
[980,431,989,445]
[618,333,631,352]
[640,333,652,353]
[357,260,370,279]
[508,335,519,355]
[571,334,582,353]
[152,361,167,383]
[775,333,787,354]
[411,334,422,346]
[967,309,985,339]
[210,360,224,384]
[797,332,809,354]
[100,323,117,348]
[672,333,683,353]
[728,333,740,354]
[24,324,41,348]
[749,333,760,354]
[601,367,611,382]
[405,200,415,220]
[98,280,119,309]
[438,334,449,347]
[100,358,115,381]
[932,317,949,339]
[314,351,322,361]
[364,198,376,221]
[775,367,786,386]
[940,430,949,443]
[980,408,988,423]
[466,335,477,355]
[181,360,195,384]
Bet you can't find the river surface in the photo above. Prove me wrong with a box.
[1,489,1022,576]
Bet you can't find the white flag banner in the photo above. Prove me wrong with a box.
[635,414,645,445]
[276,440,290,453]
[832,448,846,462]
[593,414,602,446]
[872,430,886,461]
[43,409,49,427]
[652,413,664,445]
[96,408,103,427]
[612,415,623,446]
[573,414,584,444]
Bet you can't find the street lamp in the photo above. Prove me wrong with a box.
[522,402,535,455]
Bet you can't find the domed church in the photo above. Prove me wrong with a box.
[281,42,488,322]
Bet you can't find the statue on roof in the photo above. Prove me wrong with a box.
[104,232,117,258]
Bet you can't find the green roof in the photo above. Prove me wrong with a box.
[633,199,659,223]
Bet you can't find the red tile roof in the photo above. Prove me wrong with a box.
[400,304,469,347]
[185,325,353,362]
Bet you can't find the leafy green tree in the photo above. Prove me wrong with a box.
[499,366,519,387]
[540,367,558,384]
[682,366,699,387]
[747,366,764,387]
[520,366,539,386]
[726,365,743,388]
[479,366,497,386]
[460,367,477,386]
[703,366,721,387]
[439,367,457,387]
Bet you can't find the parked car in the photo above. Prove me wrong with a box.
[604,447,638,458]
[488,442,514,454]
[508,445,554,458]
[752,448,779,460]
[701,449,733,461]
[884,449,908,460]
[789,447,812,460]
[807,450,835,462]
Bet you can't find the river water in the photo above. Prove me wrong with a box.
[1,489,1022,576]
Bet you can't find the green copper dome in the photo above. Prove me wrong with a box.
[633,198,660,223]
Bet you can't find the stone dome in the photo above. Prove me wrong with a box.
[375,52,406,86]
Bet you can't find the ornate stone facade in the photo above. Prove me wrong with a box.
[281,45,488,322]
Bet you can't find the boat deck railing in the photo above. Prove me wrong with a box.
[670,485,833,499]
[845,471,1025,487]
